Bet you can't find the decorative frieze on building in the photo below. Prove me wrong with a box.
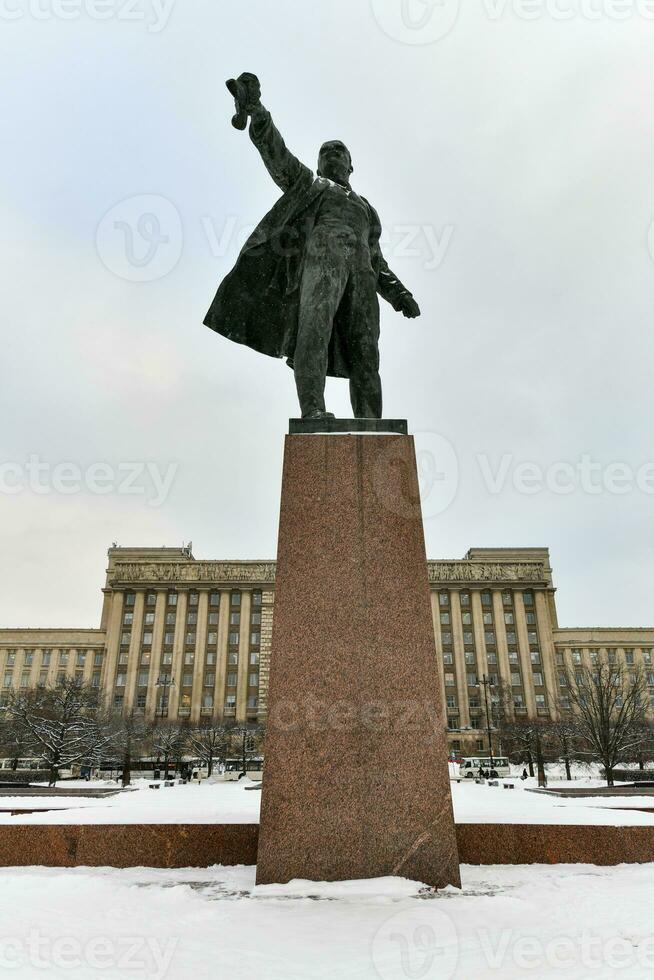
[427,561,546,584]
[110,561,277,586]
[110,559,546,588]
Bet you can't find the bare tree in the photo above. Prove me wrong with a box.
[498,716,554,786]
[225,721,265,777]
[109,713,151,787]
[151,723,187,780]
[0,714,33,772]
[5,680,113,786]
[548,716,583,782]
[188,722,229,777]
[565,662,650,787]
[623,720,654,772]
[500,720,538,777]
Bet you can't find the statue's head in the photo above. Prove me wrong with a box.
[317,140,353,185]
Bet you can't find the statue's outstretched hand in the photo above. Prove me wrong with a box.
[226,73,262,130]
[398,294,421,318]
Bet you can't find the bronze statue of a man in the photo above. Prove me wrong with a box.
[204,72,421,420]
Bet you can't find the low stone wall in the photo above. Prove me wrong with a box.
[0,824,259,868]
[1,823,653,869]
[456,823,654,866]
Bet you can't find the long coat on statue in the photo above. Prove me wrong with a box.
[204,108,412,379]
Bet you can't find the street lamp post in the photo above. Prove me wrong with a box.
[155,675,175,779]
[156,675,175,720]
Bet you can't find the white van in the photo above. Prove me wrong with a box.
[461,756,510,778]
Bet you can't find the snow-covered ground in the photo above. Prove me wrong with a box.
[2,862,654,978]
[3,768,654,976]
[1,775,654,826]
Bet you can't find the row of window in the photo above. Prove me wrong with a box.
[557,648,653,666]
[119,650,261,674]
[438,590,536,608]
[123,590,263,609]
[113,692,260,712]
[443,667,546,689]
[560,670,654,688]
[1,650,103,667]
[119,629,262,648]
[3,670,102,689]
[114,670,260,690]
[439,611,536,629]
[450,738,487,752]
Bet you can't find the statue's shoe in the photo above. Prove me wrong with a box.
[301,411,336,420]
[226,78,249,131]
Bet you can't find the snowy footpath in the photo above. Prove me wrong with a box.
[1,862,654,978]
[1,775,654,826]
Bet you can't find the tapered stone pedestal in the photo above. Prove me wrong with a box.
[256,427,460,888]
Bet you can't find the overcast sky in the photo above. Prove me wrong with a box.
[2,0,654,630]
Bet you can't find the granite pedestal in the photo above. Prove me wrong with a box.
[256,425,460,888]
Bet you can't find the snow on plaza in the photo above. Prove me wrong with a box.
[2,775,654,978]
[3,863,654,980]
[2,771,654,827]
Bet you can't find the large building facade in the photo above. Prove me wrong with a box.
[2,545,653,755]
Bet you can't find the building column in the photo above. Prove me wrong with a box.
[102,592,125,712]
[514,590,537,717]
[471,590,490,681]
[236,591,252,722]
[80,646,94,686]
[257,590,274,724]
[123,592,145,715]
[214,591,231,722]
[190,590,209,724]
[430,591,447,709]
[449,591,470,730]
[535,589,559,721]
[470,590,491,741]
[166,591,188,720]
[492,590,514,722]
[144,591,167,720]
[99,588,112,632]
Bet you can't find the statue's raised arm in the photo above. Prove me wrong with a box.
[226,72,312,193]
